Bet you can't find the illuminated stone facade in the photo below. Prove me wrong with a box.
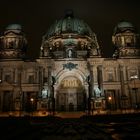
[0,12,140,114]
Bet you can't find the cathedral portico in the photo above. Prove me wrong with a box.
[52,67,89,111]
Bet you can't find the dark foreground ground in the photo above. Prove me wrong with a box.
[0,113,140,140]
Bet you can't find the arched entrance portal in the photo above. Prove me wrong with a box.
[56,76,86,111]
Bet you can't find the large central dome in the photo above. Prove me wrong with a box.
[44,10,94,39]
[40,10,101,58]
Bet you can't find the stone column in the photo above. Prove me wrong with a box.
[119,65,125,96]
[14,68,18,83]
[48,66,52,98]
[51,76,55,114]
[88,64,94,98]
[0,68,3,81]
[119,65,127,109]
[38,67,43,97]
[0,89,3,111]
[138,66,140,80]
[85,84,89,111]
[97,65,104,96]
[47,65,55,115]
[17,68,23,112]
[87,62,94,115]
[53,85,57,99]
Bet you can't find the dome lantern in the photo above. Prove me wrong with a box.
[64,9,74,18]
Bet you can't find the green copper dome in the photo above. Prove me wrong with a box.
[113,21,135,35]
[117,21,134,28]
[6,24,22,30]
[44,11,94,39]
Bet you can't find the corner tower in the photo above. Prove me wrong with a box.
[112,21,140,58]
[0,24,28,60]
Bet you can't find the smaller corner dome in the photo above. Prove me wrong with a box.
[6,24,22,31]
[117,21,134,28]
[113,21,135,35]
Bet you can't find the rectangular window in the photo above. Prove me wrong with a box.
[28,75,34,84]
[95,102,102,108]
[43,77,48,83]
[5,74,11,83]
[108,72,114,82]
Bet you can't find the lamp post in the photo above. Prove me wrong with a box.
[130,75,138,110]
[30,98,34,116]
[108,96,112,114]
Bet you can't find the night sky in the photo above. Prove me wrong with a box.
[0,0,140,58]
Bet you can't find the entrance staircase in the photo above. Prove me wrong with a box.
[55,111,85,118]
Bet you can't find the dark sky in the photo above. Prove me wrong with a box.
[0,0,140,58]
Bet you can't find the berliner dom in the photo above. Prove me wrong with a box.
[0,12,140,116]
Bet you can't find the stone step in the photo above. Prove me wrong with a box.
[55,111,85,118]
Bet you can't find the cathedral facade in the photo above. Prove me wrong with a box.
[0,12,140,115]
